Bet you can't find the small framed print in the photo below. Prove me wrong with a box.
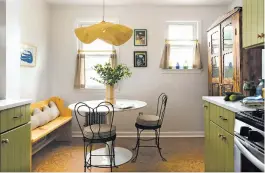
[20,44,37,67]
[134,51,147,67]
[134,29,147,46]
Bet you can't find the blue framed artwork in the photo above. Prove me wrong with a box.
[20,44,37,67]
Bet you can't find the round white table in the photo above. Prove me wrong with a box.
[68,99,147,167]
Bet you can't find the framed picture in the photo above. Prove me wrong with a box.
[134,51,147,67]
[134,29,147,46]
[20,44,37,67]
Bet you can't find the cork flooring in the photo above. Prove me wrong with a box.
[32,137,204,172]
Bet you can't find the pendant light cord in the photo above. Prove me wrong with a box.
[103,0,105,21]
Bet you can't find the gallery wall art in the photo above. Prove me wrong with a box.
[134,51,147,67]
[134,29,147,46]
[20,44,37,67]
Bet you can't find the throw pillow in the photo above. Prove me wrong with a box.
[33,108,50,126]
[31,115,40,130]
[43,105,55,122]
[49,101,60,119]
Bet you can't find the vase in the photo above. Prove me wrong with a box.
[105,85,116,105]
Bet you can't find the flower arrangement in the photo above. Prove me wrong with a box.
[91,63,132,86]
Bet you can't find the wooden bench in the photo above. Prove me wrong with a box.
[30,97,72,154]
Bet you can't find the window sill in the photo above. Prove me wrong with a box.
[161,69,203,74]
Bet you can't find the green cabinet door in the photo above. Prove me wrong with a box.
[204,102,210,172]
[222,128,234,172]
[257,0,264,44]
[209,121,234,172]
[0,123,31,172]
[251,0,258,46]
[243,0,248,47]
[243,0,264,47]
[209,122,222,171]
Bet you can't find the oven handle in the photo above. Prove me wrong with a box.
[235,137,264,171]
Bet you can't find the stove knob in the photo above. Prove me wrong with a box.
[240,126,251,137]
[248,130,264,142]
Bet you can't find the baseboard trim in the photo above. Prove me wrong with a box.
[72,131,204,138]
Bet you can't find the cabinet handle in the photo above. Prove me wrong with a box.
[218,134,223,138]
[203,105,208,109]
[13,114,23,119]
[1,139,9,144]
[258,33,264,38]
[221,136,227,141]
[219,116,228,121]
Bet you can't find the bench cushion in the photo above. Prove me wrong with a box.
[136,114,162,127]
[31,116,72,143]
[83,124,116,139]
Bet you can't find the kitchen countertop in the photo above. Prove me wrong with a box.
[0,99,32,111]
[202,96,257,112]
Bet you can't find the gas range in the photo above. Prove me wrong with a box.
[236,109,264,131]
[234,109,264,172]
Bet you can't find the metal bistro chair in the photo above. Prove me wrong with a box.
[131,93,168,162]
[74,101,116,172]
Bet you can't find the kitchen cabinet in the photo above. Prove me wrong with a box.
[204,102,234,172]
[0,104,31,172]
[207,7,242,96]
[0,123,31,172]
[243,0,264,48]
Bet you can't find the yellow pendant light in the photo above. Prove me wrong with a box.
[75,0,133,46]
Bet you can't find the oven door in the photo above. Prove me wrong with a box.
[234,135,264,172]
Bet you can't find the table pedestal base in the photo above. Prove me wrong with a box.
[87,147,133,167]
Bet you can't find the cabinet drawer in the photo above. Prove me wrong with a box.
[0,104,31,133]
[0,123,31,172]
[209,103,235,134]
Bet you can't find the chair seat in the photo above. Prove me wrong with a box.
[83,124,116,140]
[136,114,162,127]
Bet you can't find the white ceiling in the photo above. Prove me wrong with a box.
[46,0,233,6]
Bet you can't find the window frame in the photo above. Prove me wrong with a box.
[77,21,120,90]
[164,21,202,73]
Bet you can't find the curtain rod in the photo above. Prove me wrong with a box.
[78,49,116,53]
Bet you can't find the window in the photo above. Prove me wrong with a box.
[78,23,115,89]
[167,22,198,69]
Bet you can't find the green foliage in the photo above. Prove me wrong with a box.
[91,63,132,86]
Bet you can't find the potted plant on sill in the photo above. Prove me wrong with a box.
[91,63,132,104]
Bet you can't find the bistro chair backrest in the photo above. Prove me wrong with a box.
[156,93,168,126]
[74,101,115,140]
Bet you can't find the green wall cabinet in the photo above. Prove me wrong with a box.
[0,105,31,172]
[243,0,264,48]
[204,102,234,172]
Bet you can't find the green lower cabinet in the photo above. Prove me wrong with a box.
[207,122,234,172]
[0,123,31,172]
[204,102,234,172]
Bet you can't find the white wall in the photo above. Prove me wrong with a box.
[50,5,227,135]
[20,0,51,101]
[228,0,243,10]
[6,0,21,99]
[0,1,6,99]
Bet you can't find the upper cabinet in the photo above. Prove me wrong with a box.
[207,8,242,96]
[243,0,264,48]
